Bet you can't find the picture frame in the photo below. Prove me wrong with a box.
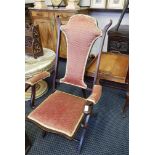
[90,0,107,8]
[106,0,126,9]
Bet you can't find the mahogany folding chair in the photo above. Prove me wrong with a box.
[26,14,112,153]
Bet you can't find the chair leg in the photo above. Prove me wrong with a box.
[31,85,36,109]
[42,130,47,138]
[78,114,90,154]
[25,133,31,155]
[25,84,31,92]
[78,128,86,153]
[81,89,86,98]
[122,93,129,113]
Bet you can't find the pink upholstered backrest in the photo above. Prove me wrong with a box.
[60,15,102,89]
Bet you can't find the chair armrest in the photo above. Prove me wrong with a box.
[86,85,102,104]
[26,71,50,86]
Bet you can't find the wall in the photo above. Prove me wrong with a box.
[90,11,129,55]
[25,0,34,3]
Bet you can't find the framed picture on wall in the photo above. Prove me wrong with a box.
[107,0,125,9]
[90,0,107,8]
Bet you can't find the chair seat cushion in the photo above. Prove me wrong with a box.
[27,90,86,138]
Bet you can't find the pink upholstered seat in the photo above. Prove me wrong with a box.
[28,90,86,138]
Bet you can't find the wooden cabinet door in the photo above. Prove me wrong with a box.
[31,11,56,51]
[33,17,56,52]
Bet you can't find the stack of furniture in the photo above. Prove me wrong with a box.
[106,0,129,112]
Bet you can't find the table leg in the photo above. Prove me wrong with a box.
[25,80,48,101]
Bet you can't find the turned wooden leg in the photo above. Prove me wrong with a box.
[31,85,36,109]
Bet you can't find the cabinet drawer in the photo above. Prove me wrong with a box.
[55,12,74,24]
[31,11,48,18]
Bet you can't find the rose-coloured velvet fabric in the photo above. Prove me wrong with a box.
[26,71,50,86]
[60,15,102,89]
[28,90,86,138]
[87,85,102,104]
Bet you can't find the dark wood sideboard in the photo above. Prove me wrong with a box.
[108,25,129,55]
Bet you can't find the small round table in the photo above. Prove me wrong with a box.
[25,48,56,100]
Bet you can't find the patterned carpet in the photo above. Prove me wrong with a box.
[25,59,129,155]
